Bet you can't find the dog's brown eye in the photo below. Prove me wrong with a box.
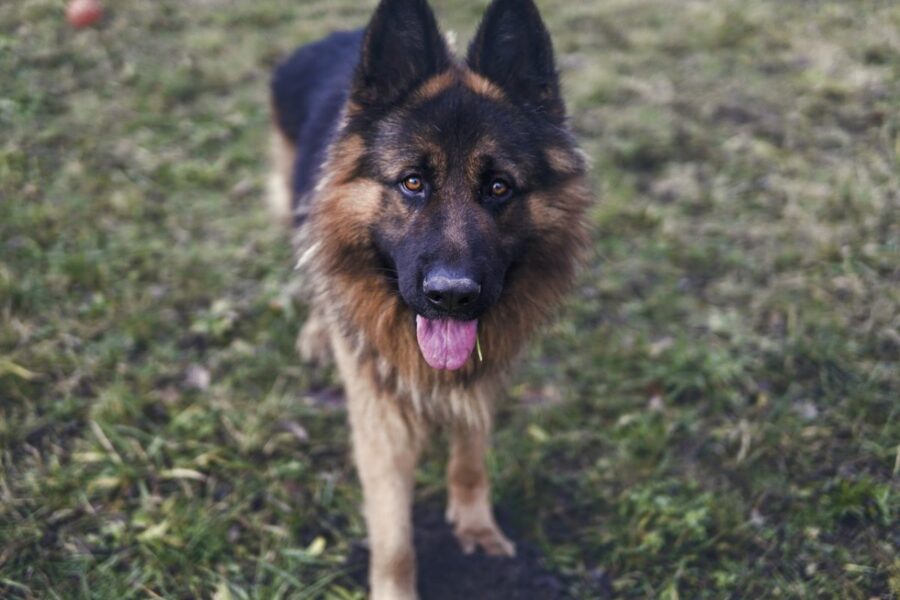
[401,175,425,193]
[489,178,511,199]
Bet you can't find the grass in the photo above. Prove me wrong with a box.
[1,0,898,598]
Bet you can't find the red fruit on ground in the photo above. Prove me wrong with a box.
[66,0,103,29]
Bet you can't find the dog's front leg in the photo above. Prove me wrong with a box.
[349,395,421,600]
[334,338,422,599]
[446,425,515,557]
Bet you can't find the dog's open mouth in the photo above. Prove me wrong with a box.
[415,316,477,371]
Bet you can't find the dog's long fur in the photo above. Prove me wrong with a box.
[270,1,592,597]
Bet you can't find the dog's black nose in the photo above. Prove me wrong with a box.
[423,273,481,313]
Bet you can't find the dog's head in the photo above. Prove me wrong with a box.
[316,0,591,374]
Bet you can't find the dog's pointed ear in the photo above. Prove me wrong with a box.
[351,0,450,109]
[467,0,564,121]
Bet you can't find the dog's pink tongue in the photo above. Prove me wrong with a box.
[415,316,478,371]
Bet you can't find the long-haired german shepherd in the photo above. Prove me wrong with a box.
[269,0,592,596]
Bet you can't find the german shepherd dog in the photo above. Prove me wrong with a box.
[269,0,592,596]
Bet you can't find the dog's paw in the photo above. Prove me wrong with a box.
[453,522,516,557]
[296,313,332,366]
[446,501,516,557]
[370,582,419,600]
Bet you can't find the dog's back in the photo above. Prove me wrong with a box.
[269,30,362,225]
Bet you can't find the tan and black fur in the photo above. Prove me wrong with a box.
[270,0,592,597]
